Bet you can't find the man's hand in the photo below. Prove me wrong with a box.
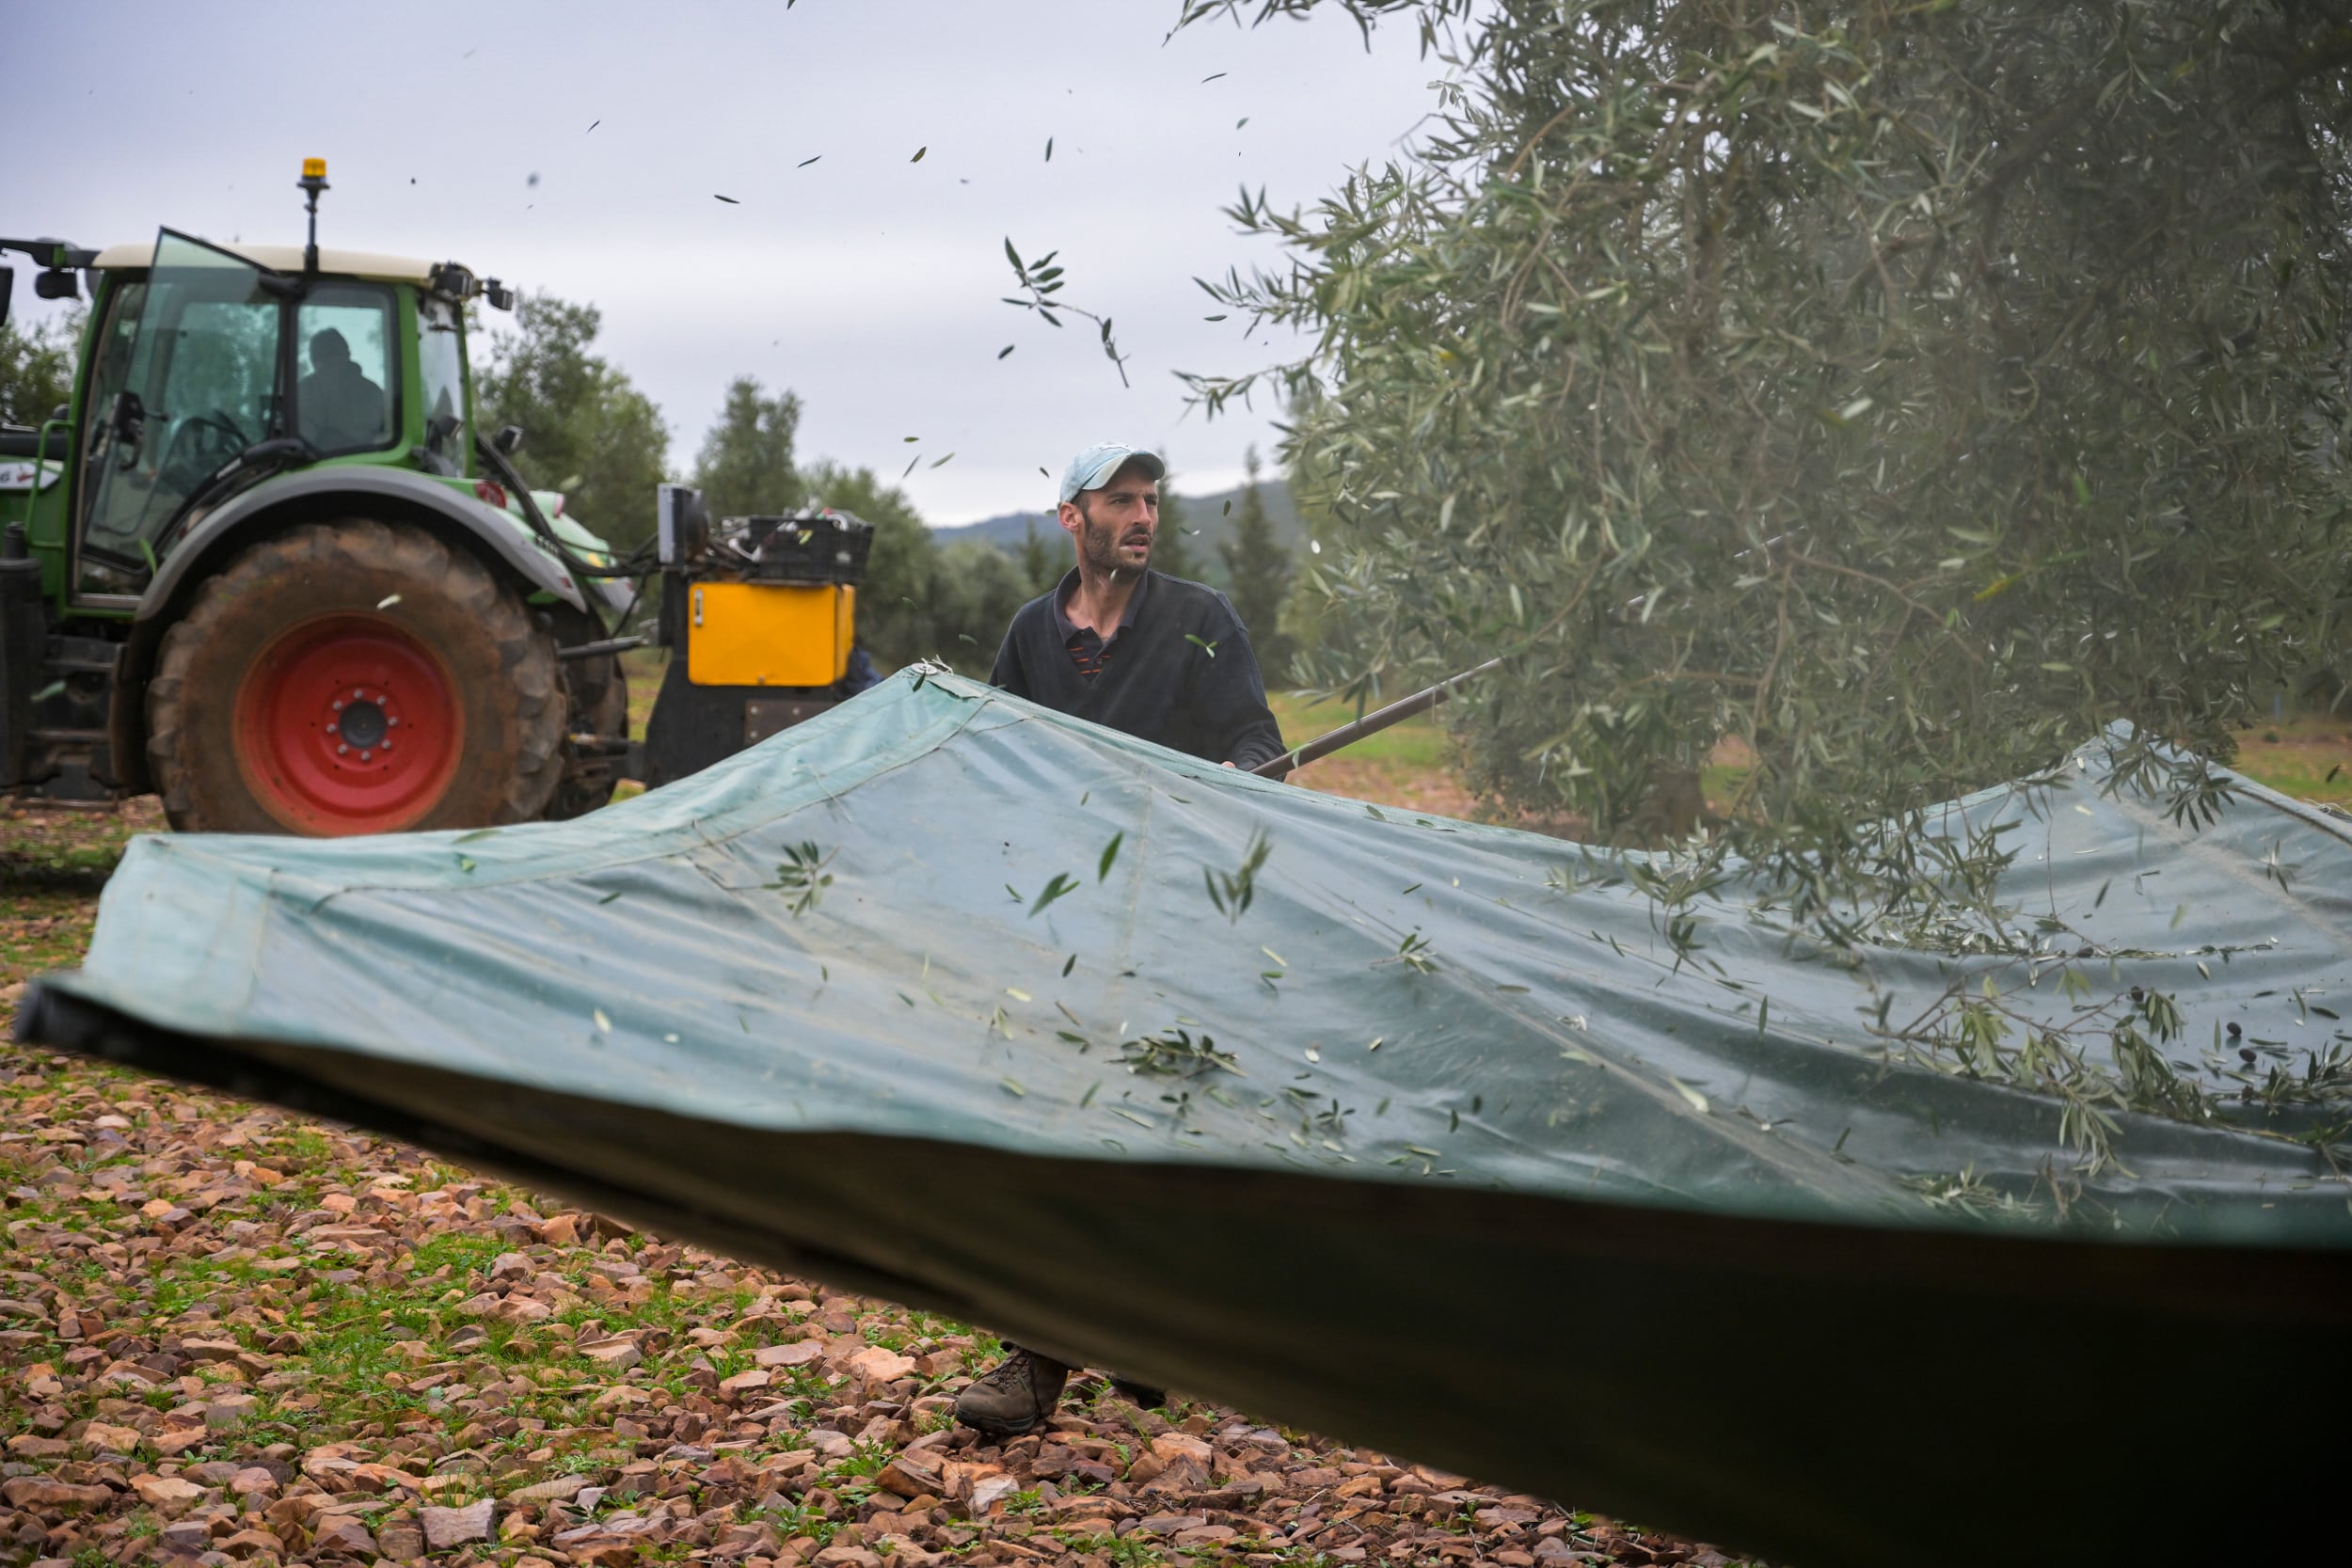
[1221,761,1237,769]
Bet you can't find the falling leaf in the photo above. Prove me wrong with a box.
[930,451,955,467]
[596,890,624,905]
[798,154,821,167]
[911,145,927,163]
[902,454,919,478]
[1029,872,1081,916]
[1204,314,1227,322]
[1236,117,1248,129]
[456,855,476,873]
[1062,953,1077,976]
[1184,633,1219,657]
[998,344,1016,358]
[1098,832,1124,881]
[586,119,600,133]
[594,1008,612,1034]
[1202,71,1227,82]
[1006,988,1033,1003]
[375,594,402,610]
[1000,1078,1025,1097]
[1044,137,1055,162]
[714,194,739,203]
[1669,1076,1711,1115]
[1263,946,1288,966]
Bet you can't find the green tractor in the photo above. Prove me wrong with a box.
[0,162,663,834]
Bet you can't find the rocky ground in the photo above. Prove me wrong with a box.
[0,800,1748,1568]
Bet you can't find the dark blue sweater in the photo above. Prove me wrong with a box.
[989,569,1290,773]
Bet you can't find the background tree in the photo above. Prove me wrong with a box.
[801,460,1031,673]
[0,316,78,428]
[1018,520,1062,596]
[1216,448,1295,680]
[1152,459,1206,581]
[693,376,802,520]
[475,293,670,550]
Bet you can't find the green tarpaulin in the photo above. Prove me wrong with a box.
[23,671,2352,1568]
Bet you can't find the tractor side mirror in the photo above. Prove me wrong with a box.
[483,277,516,311]
[33,269,79,302]
[490,425,525,457]
[0,266,12,332]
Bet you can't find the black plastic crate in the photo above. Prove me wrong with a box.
[723,511,875,585]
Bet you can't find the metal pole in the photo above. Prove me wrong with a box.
[1253,657,1505,777]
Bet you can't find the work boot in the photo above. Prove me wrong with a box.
[1108,1376,1167,1409]
[954,1345,1072,1437]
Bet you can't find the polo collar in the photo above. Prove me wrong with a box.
[1051,567,1152,641]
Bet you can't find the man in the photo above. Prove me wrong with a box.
[298,327,388,451]
[954,443,1290,1439]
[988,442,1290,771]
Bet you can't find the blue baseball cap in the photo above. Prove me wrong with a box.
[1058,442,1166,504]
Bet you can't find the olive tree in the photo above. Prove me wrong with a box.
[1182,0,2352,1166]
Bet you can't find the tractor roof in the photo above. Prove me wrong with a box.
[88,241,437,284]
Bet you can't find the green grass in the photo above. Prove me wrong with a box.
[1267,691,1454,769]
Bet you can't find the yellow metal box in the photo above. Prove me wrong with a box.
[685,581,853,688]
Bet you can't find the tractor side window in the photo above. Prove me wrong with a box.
[417,295,467,476]
[294,285,396,455]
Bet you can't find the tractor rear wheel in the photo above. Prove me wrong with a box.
[147,520,566,835]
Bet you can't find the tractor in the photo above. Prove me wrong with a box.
[0,160,866,834]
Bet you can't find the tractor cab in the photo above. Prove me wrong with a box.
[69,231,485,596]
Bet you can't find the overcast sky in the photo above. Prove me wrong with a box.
[9,2,1449,525]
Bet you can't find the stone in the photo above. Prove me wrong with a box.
[79,1420,145,1454]
[581,1338,644,1372]
[375,1524,424,1559]
[180,1338,244,1363]
[1138,1514,1209,1536]
[812,1549,881,1568]
[843,1347,916,1386]
[422,1497,498,1549]
[227,1467,279,1499]
[1494,1552,1537,1568]
[0,1477,115,1511]
[219,1528,286,1558]
[717,1521,784,1559]
[719,1369,772,1395]
[1150,1433,1214,1467]
[754,1340,823,1370]
[875,1451,945,1500]
[5,1435,70,1458]
[507,1473,596,1504]
[967,1474,1020,1515]
[153,1429,215,1457]
[537,1213,580,1245]
[1174,1526,1238,1546]
[130,1473,209,1512]
[310,1516,378,1556]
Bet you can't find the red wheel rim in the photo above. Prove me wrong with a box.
[234,614,464,834]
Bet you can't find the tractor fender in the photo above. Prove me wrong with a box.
[108,466,591,797]
[136,465,587,622]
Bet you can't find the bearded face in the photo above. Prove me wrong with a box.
[1066,467,1158,580]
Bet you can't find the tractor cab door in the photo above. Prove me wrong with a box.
[78,230,285,594]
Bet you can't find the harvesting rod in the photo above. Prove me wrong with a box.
[1252,657,1505,777]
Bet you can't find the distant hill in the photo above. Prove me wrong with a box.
[931,477,1303,592]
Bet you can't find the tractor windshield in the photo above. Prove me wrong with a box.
[81,231,283,583]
